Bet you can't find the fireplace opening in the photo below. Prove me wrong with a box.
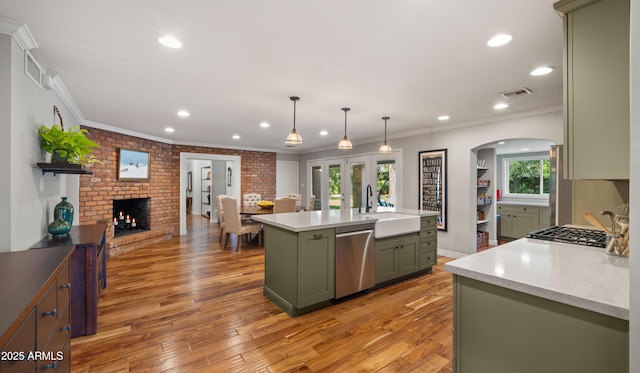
[113,198,151,237]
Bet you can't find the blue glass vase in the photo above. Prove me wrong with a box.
[48,218,71,239]
[54,197,74,225]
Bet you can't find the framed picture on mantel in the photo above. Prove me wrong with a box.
[118,148,150,181]
[419,149,447,231]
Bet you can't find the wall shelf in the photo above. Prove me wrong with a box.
[36,162,92,176]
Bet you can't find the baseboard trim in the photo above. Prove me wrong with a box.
[437,249,466,259]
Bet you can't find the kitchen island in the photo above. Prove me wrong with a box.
[253,209,438,316]
[445,238,629,373]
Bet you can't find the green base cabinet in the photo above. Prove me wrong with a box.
[453,275,629,373]
[419,215,437,269]
[375,233,419,284]
[497,205,541,238]
[263,225,335,316]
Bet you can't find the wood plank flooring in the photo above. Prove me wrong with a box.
[71,215,454,372]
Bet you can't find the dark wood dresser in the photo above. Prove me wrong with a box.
[31,223,107,337]
[0,246,75,372]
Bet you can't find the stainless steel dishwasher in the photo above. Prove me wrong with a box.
[335,223,375,299]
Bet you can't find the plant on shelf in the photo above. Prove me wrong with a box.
[38,124,103,167]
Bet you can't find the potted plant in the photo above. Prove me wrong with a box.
[38,124,103,167]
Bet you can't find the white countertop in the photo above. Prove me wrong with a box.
[252,209,438,232]
[445,238,629,320]
[497,201,549,207]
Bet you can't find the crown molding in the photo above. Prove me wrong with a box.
[0,17,38,50]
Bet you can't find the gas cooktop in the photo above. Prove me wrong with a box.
[527,226,607,248]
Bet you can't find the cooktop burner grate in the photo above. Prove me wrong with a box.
[527,226,607,248]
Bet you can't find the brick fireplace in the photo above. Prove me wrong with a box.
[76,127,276,257]
[113,197,151,237]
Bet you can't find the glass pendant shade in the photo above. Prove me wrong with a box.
[378,116,392,153]
[338,137,353,150]
[286,129,302,145]
[285,96,302,145]
[378,142,392,153]
[338,107,353,150]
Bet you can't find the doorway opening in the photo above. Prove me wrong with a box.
[179,153,241,236]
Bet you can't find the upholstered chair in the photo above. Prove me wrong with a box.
[222,197,262,248]
[273,197,297,214]
[242,193,261,206]
[285,193,302,211]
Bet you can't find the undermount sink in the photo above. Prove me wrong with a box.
[361,212,421,239]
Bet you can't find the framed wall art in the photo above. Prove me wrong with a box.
[419,149,447,231]
[118,148,150,181]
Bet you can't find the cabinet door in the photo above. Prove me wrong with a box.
[298,229,335,308]
[511,212,540,238]
[396,237,419,277]
[375,238,399,284]
[561,0,629,179]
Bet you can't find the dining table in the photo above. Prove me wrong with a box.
[240,205,274,216]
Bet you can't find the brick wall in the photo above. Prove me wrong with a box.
[78,127,277,240]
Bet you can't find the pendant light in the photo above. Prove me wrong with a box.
[378,116,392,154]
[338,107,353,150]
[285,96,302,145]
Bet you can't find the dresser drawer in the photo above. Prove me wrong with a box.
[420,249,437,269]
[1,308,36,373]
[420,239,437,252]
[37,310,68,372]
[36,282,58,350]
[57,262,71,313]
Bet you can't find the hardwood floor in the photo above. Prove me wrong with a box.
[71,215,454,372]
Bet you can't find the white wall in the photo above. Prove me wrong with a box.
[4,35,79,251]
[299,111,563,256]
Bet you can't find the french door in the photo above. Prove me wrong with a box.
[308,152,401,212]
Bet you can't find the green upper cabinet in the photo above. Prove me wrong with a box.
[555,0,630,179]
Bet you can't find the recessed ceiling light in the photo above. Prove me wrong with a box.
[232,135,240,140]
[530,67,553,76]
[260,122,270,128]
[320,130,328,136]
[521,148,531,151]
[165,127,175,133]
[158,35,182,48]
[494,103,509,110]
[498,141,506,145]
[177,110,190,117]
[487,34,512,47]
[438,115,450,121]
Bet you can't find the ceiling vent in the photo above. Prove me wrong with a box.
[500,87,532,99]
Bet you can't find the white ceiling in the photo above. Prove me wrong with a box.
[0,0,563,153]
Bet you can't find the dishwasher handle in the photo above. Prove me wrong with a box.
[336,229,374,238]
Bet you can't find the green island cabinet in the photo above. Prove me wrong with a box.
[376,215,437,284]
[263,225,335,317]
[453,276,629,373]
[554,0,629,179]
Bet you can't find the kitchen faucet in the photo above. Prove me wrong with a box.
[366,184,373,213]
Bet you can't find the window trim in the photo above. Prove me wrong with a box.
[501,155,550,199]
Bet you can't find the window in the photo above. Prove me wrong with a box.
[503,156,550,197]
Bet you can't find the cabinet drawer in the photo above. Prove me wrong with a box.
[36,282,58,350]
[421,216,437,228]
[420,249,437,269]
[420,228,436,241]
[420,239,436,252]
[1,308,36,373]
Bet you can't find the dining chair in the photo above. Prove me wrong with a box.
[285,193,302,211]
[273,197,297,214]
[306,195,316,211]
[222,197,262,248]
[215,194,228,242]
[243,193,261,206]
